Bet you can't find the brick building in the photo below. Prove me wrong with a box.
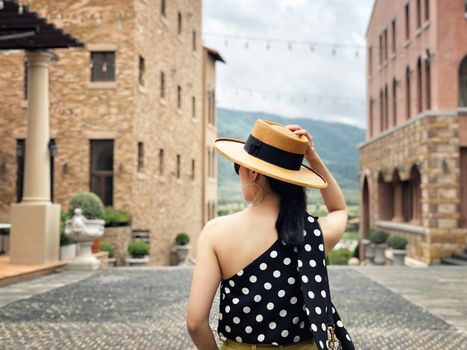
[0,0,224,265]
[360,0,467,264]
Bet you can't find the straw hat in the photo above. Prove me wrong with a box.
[214,119,328,189]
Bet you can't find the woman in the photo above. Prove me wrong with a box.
[187,120,352,350]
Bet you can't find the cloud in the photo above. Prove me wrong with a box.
[202,0,374,129]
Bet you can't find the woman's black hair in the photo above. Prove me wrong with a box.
[265,175,307,247]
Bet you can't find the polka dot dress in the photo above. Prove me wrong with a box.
[217,213,355,350]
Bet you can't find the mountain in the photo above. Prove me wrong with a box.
[216,108,366,205]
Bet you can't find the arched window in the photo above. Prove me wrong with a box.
[425,58,431,109]
[379,89,384,132]
[416,58,423,113]
[384,85,389,130]
[405,66,411,119]
[392,78,397,126]
[459,56,467,107]
[377,171,394,221]
[408,164,422,225]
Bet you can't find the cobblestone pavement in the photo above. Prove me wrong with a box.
[0,267,466,350]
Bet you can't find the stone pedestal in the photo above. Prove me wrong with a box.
[66,242,100,270]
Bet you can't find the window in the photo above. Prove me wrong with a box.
[161,0,166,17]
[176,154,181,178]
[212,90,216,125]
[405,3,410,39]
[368,46,372,74]
[379,34,383,64]
[191,159,195,180]
[379,89,384,132]
[137,142,144,172]
[160,71,165,99]
[391,19,396,53]
[416,58,423,113]
[192,96,196,119]
[139,56,145,86]
[424,0,429,21]
[192,31,197,51]
[459,56,467,107]
[207,147,211,177]
[425,58,431,109]
[177,85,182,109]
[406,66,411,119]
[465,0,467,13]
[90,140,114,206]
[177,11,182,35]
[384,85,389,129]
[91,52,115,82]
[416,0,421,28]
[159,149,164,175]
[392,78,397,126]
[383,28,388,61]
[369,98,374,138]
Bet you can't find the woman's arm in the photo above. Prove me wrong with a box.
[187,221,222,350]
[285,125,348,255]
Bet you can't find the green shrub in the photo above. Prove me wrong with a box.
[328,249,353,265]
[69,192,104,219]
[102,207,132,227]
[175,232,190,246]
[387,234,408,250]
[60,211,71,223]
[99,241,115,258]
[60,232,75,246]
[128,241,150,258]
[368,228,389,244]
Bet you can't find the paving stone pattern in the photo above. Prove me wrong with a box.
[0,267,466,349]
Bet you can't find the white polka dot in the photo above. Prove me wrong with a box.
[298,259,303,267]
[270,250,278,258]
[337,320,344,327]
[315,275,322,283]
[219,312,223,320]
[283,257,291,265]
[264,282,272,290]
[225,325,231,332]
[305,244,312,251]
[305,307,310,315]
[258,334,265,342]
[272,342,278,346]
[278,289,286,297]
[321,290,326,298]
[254,294,262,302]
[224,287,230,294]
[233,317,240,324]
[319,340,324,349]
[243,306,251,313]
[287,277,295,284]
[281,330,289,337]
[290,297,297,304]
[242,287,249,295]
[293,336,300,342]
[229,280,235,287]
[308,291,315,299]
[235,336,242,342]
[301,275,308,283]
[346,334,351,341]
[293,246,298,253]
[249,275,257,283]
[232,298,239,304]
[225,305,230,313]
[256,314,263,322]
[303,229,307,236]
[279,309,287,317]
[307,216,315,223]
[318,244,324,251]
[314,229,321,236]
[332,307,336,314]
[315,306,322,315]
[237,270,243,276]
[300,321,304,328]
[245,326,252,333]
[269,322,276,329]
[220,334,227,341]
[323,259,326,266]
[222,293,225,300]
[260,263,267,270]
[309,259,317,267]
[273,270,281,278]
[321,323,327,331]
[311,323,317,332]
[267,302,274,310]
[292,316,299,324]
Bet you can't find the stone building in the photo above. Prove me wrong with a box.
[0,0,224,265]
[360,0,467,264]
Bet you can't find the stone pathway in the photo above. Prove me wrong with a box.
[0,266,466,349]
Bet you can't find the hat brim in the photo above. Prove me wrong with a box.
[214,138,328,189]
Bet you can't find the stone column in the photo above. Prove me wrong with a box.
[9,50,61,265]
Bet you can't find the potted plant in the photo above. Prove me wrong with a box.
[103,207,132,227]
[100,241,116,267]
[387,234,408,266]
[175,232,191,265]
[369,228,389,265]
[126,241,150,266]
[68,192,105,253]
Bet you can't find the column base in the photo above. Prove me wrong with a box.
[10,202,61,265]
[66,242,101,270]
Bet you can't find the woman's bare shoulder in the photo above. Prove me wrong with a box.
[203,210,246,234]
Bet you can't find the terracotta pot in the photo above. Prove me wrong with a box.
[92,237,101,253]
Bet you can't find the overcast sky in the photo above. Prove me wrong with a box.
[202,0,374,129]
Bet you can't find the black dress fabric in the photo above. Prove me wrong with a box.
[217,212,354,349]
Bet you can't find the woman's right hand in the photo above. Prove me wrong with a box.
[285,124,320,162]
